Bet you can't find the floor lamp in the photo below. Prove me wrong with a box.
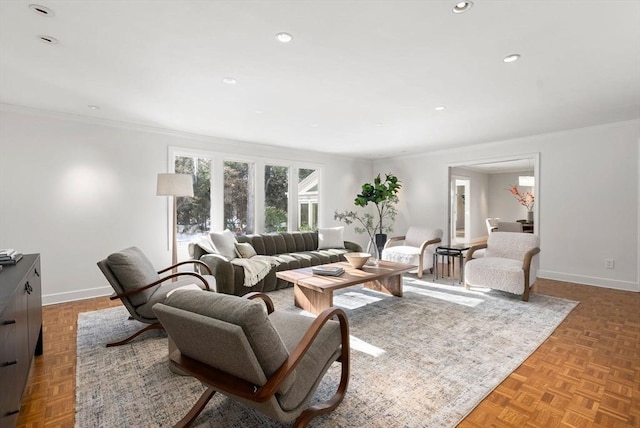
[157,173,194,267]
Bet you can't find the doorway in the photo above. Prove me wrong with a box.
[451,176,470,243]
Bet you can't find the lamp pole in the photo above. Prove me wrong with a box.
[156,173,194,268]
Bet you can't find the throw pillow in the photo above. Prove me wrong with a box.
[317,226,345,250]
[235,242,257,258]
[210,230,237,260]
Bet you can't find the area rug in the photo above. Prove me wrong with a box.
[75,278,578,427]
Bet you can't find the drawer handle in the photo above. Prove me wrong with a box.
[6,409,20,416]
[2,360,17,367]
[34,268,40,277]
[25,282,33,294]
[1,320,16,325]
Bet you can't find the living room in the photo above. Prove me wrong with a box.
[0,1,639,427]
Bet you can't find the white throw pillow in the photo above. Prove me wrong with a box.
[235,242,257,258]
[317,227,345,250]
[209,230,237,260]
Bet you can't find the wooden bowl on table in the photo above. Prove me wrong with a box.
[344,252,371,269]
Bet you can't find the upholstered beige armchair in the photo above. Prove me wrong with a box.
[153,290,350,427]
[381,227,443,278]
[464,232,540,301]
[97,246,216,347]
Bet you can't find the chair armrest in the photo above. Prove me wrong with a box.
[521,247,541,302]
[383,235,406,250]
[522,247,541,270]
[157,260,212,275]
[110,271,212,300]
[256,306,350,401]
[243,292,275,314]
[466,243,488,259]
[418,237,441,255]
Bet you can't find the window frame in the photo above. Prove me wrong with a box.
[167,146,322,234]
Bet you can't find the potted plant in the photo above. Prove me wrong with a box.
[335,173,402,257]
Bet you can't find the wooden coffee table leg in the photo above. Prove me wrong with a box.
[294,284,333,315]
[363,273,403,297]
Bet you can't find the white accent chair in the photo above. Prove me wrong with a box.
[485,217,500,234]
[381,227,443,278]
[464,232,540,301]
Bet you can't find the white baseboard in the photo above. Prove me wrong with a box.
[42,286,113,306]
[538,270,639,293]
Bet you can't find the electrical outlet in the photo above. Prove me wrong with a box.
[605,259,615,269]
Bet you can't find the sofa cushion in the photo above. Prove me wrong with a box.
[107,246,161,307]
[235,242,257,259]
[210,230,237,260]
[318,227,344,250]
[292,233,306,251]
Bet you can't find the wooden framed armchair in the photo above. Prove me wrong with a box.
[464,232,540,301]
[97,246,216,347]
[153,290,350,428]
[381,226,443,278]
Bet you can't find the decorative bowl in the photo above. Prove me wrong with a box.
[344,252,371,269]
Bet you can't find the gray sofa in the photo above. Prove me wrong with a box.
[190,231,362,296]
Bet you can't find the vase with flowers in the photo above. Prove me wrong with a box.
[508,184,534,222]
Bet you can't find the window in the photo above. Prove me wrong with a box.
[170,147,320,239]
[264,165,289,232]
[174,156,211,260]
[224,161,255,234]
[298,168,318,230]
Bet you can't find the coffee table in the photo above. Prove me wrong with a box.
[276,260,414,315]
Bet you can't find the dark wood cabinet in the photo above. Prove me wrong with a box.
[0,254,43,427]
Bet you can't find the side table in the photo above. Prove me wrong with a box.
[433,244,470,284]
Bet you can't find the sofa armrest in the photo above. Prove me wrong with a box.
[198,254,236,295]
[343,241,363,252]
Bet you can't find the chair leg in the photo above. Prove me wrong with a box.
[173,387,216,428]
[106,323,164,347]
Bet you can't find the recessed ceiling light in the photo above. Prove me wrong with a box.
[503,54,521,63]
[275,32,293,43]
[88,105,100,110]
[29,4,54,17]
[435,106,446,111]
[37,35,58,45]
[375,122,383,127]
[310,123,319,128]
[255,110,264,114]
[222,77,237,85]
[452,1,473,14]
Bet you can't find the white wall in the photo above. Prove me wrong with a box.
[0,106,373,304]
[376,120,640,292]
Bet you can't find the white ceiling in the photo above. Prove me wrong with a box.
[1,1,639,159]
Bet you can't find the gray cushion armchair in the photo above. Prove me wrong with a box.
[153,290,350,427]
[97,246,216,347]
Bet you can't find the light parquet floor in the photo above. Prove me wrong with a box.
[16,277,640,428]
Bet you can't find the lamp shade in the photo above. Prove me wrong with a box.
[156,173,194,197]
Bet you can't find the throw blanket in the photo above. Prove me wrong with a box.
[231,255,279,287]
